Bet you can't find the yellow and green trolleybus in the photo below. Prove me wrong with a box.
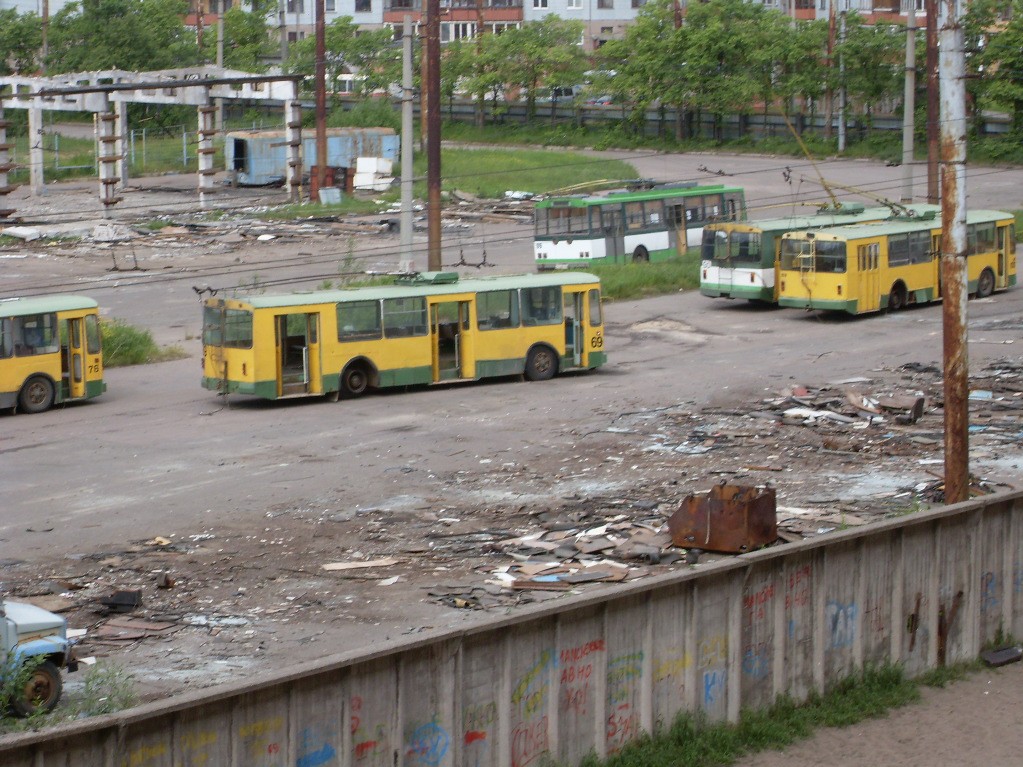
[700,203,940,303]
[201,271,606,401]
[777,209,1016,314]
[0,295,105,414]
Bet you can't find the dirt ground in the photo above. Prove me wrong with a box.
[2,163,1023,762]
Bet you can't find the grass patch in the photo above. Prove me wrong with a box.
[581,664,920,767]
[419,145,638,199]
[0,662,137,734]
[101,319,187,367]
[587,252,701,301]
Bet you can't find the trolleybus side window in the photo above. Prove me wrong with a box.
[521,286,562,325]
[14,313,58,356]
[477,290,519,330]
[588,289,602,326]
[338,299,382,341]
[383,296,428,337]
[624,201,645,231]
[0,318,11,358]
[969,222,995,255]
[908,231,932,263]
[86,315,102,354]
[224,309,253,348]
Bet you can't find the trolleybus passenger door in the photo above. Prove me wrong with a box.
[603,208,625,265]
[431,301,470,382]
[66,317,86,400]
[275,313,319,396]
[857,244,881,313]
[563,290,584,367]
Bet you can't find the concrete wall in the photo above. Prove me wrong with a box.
[3,489,1021,767]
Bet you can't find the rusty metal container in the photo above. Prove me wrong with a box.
[668,483,777,554]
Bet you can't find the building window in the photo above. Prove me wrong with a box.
[325,0,335,10]
[630,0,644,7]
[598,0,612,7]
[567,0,582,8]
[287,31,298,42]
[441,21,474,42]
[286,0,304,11]
[533,0,548,7]
[355,0,371,10]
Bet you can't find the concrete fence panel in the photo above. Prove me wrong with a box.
[2,490,1022,767]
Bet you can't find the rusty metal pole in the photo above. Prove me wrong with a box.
[425,0,442,271]
[314,0,327,199]
[938,0,969,505]
[901,4,916,203]
[925,0,939,203]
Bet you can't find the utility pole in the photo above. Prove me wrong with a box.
[925,0,939,203]
[825,0,835,141]
[838,8,846,152]
[901,2,916,203]
[400,16,414,260]
[938,0,969,505]
[314,0,327,198]
[425,0,442,271]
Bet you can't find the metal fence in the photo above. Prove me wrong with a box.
[1,488,1021,767]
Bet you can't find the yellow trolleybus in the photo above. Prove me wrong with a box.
[201,271,606,401]
[0,295,105,414]
[777,209,1016,314]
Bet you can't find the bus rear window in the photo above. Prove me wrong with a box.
[203,307,253,348]
[338,300,382,341]
[548,206,589,236]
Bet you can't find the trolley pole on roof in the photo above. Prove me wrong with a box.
[938,0,969,505]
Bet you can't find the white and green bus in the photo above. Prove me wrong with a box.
[699,203,941,303]
[533,184,746,270]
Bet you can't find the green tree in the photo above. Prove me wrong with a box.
[285,17,397,103]
[494,17,586,119]
[220,6,276,72]
[838,13,903,128]
[975,0,1023,135]
[47,0,200,73]
[0,10,43,75]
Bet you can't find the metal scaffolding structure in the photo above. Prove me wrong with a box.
[0,66,304,217]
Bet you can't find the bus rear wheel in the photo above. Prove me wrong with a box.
[340,364,369,398]
[631,246,649,264]
[19,376,54,414]
[976,268,995,298]
[888,285,908,312]
[525,347,557,382]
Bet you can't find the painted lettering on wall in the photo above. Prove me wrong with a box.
[406,720,450,767]
[653,648,690,698]
[826,600,858,650]
[981,571,1000,615]
[511,714,550,767]
[702,669,727,708]
[559,640,604,717]
[743,582,776,624]
[785,564,812,611]
[741,642,770,680]
[238,715,285,766]
[351,696,390,764]
[122,743,168,767]
[296,726,337,767]
[512,650,553,717]
[697,634,728,670]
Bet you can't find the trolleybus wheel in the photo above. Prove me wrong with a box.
[524,346,557,382]
[631,246,649,264]
[18,376,55,414]
[976,268,995,299]
[340,364,369,398]
[12,660,62,716]
[888,285,908,312]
